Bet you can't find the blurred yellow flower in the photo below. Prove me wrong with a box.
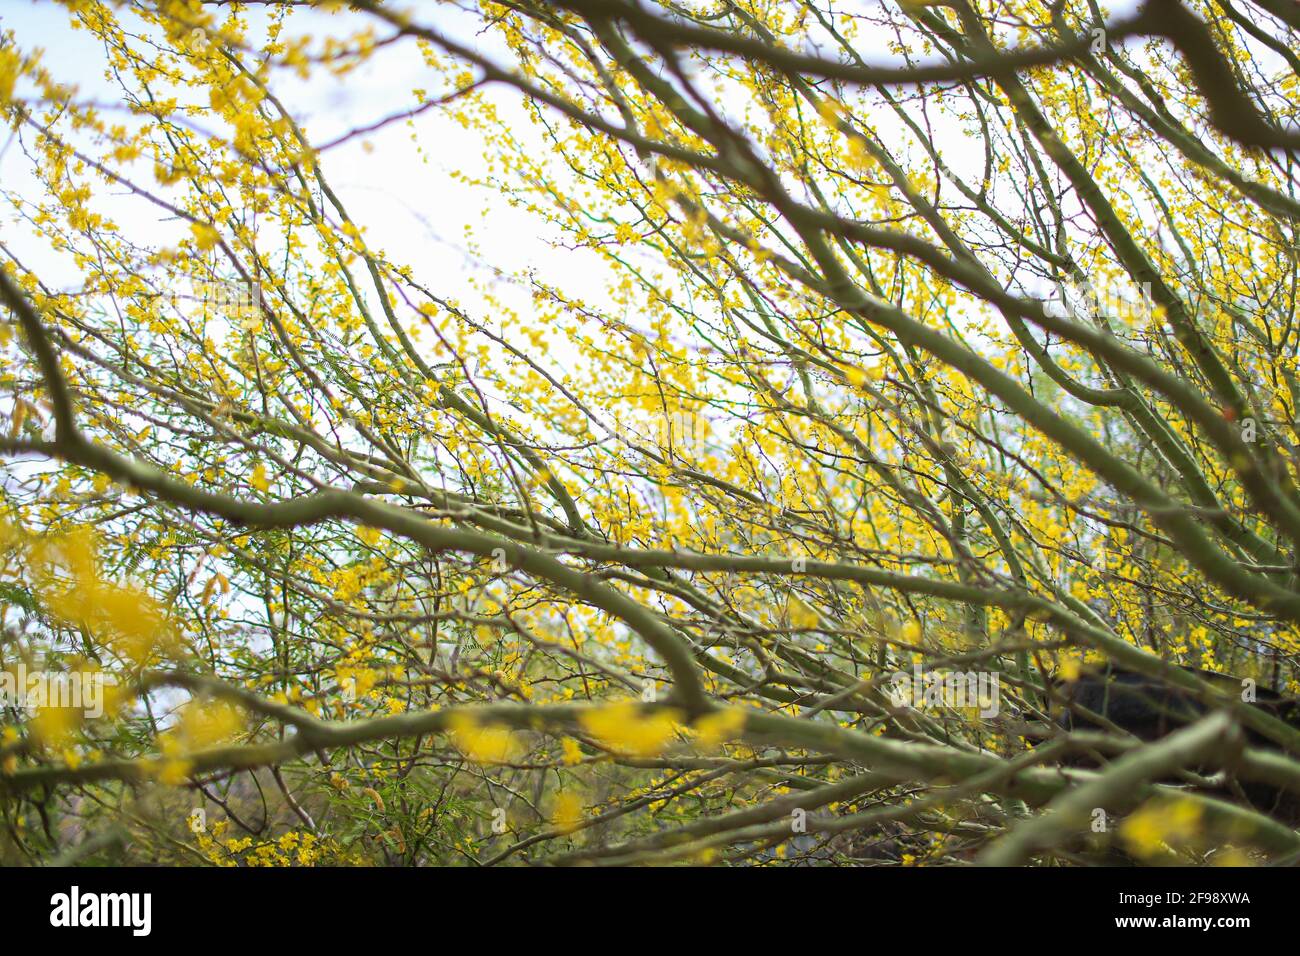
[177,699,244,749]
[551,791,584,834]
[579,701,682,757]
[560,736,584,765]
[1121,797,1203,858]
[30,705,80,748]
[692,707,747,751]
[446,712,523,764]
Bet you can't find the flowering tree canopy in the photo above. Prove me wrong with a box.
[2,0,1300,866]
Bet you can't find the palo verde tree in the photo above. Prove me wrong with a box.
[2,0,1300,865]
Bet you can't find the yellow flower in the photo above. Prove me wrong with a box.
[177,699,244,749]
[578,702,682,758]
[0,47,21,106]
[551,791,584,834]
[560,736,584,765]
[446,713,523,764]
[156,757,194,786]
[28,528,176,665]
[816,98,843,125]
[1057,656,1083,683]
[249,463,270,493]
[1120,798,1203,858]
[843,365,868,387]
[190,222,220,250]
[96,585,171,665]
[787,596,819,629]
[692,707,747,751]
[898,621,922,646]
[30,705,80,748]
